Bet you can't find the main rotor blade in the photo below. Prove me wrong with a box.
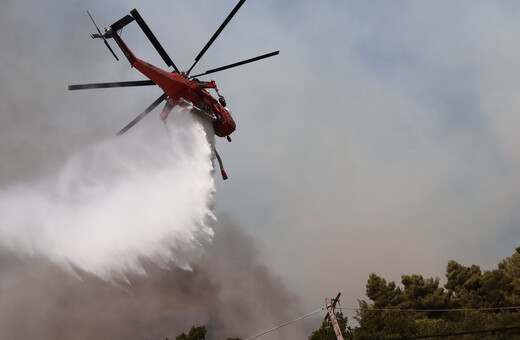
[190,50,279,78]
[186,0,246,75]
[116,93,168,136]
[68,80,155,91]
[130,9,180,73]
[111,15,134,31]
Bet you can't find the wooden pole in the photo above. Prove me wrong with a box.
[325,297,345,340]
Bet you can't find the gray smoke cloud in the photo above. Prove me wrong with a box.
[0,217,308,340]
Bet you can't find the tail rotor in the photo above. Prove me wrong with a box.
[87,10,119,61]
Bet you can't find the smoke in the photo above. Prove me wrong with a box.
[0,217,307,340]
[0,109,216,279]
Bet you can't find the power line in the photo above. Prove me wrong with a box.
[337,305,520,313]
[240,304,520,339]
[343,306,520,339]
[243,308,324,340]
[381,326,520,339]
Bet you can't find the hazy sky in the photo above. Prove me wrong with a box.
[1,0,520,337]
[220,0,520,317]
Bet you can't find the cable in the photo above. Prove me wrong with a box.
[241,305,520,339]
[243,308,325,340]
[337,305,520,313]
[381,326,520,339]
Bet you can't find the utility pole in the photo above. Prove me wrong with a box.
[325,293,344,340]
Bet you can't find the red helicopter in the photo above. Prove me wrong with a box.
[68,1,279,180]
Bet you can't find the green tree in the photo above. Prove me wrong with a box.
[500,246,520,306]
[351,247,520,339]
[175,325,206,340]
[365,274,404,308]
[172,325,242,340]
[354,299,418,340]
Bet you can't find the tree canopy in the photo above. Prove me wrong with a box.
[171,325,241,340]
[174,326,207,340]
[352,247,520,339]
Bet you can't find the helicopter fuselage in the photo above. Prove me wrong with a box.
[112,30,236,138]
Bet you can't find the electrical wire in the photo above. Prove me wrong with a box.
[337,305,520,313]
[381,326,520,339]
[240,304,520,339]
[240,305,520,339]
[243,308,325,340]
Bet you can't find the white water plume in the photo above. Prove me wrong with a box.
[0,108,216,279]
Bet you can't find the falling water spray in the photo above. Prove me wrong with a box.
[0,108,216,279]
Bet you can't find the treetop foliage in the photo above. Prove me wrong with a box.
[174,325,207,340]
[353,247,520,339]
